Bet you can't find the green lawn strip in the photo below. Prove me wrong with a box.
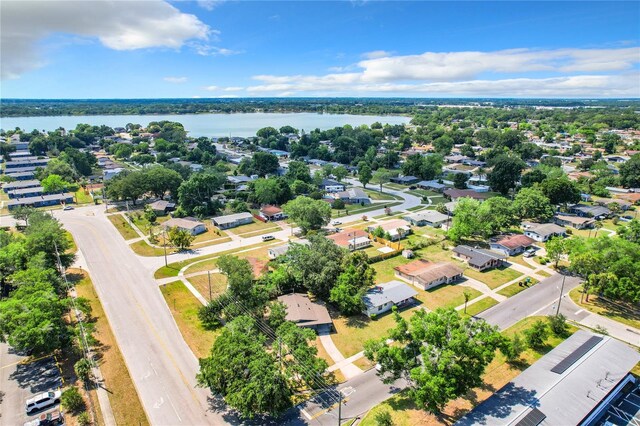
[569,286,640,330]
[537,270,552,278]
[154,241,271,279]
[383,183,409,191]
[159,281,220,359]
[508,255,535,270]
[65,230,78,254]
[497,278,539,298]
[464,265,523,290]
[129,240,175,257]
[228,220,279,235]
[405,205,425,212]
[419,284,482,311]
[107,214,139,240]
[462,296,499,317]
[74,189,94,204]
[331,202,402,219]
[363,188,403,201]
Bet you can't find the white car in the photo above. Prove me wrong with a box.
[523,248,536,258]
[332,220,342,226]
[62,206,74,211]
[25,390,61,414]
[262,235,275,241]
[23,409,64,426]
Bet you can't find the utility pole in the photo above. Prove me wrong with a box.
[338,391,342,426]
[556,274,566,316]
[163,230,168,267]
[208,270,212,301]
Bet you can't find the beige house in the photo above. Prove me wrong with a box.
[394,259,464,291]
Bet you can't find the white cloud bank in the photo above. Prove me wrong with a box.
[1,0,212,79]
[164,76,188,83]
[247,47,640,97]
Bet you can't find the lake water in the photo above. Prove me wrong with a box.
[0,112,411,138]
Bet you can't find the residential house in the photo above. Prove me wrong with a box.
[554,214,595,230]
[571,204,611,220]
[452,245,507,271]
[276,293,333,331]
[522,222,567,242]
[259,205,285,221]
[592,197,632,211]
[4,171,35,181]
[444,155,469,163]
[148,200,176,215]
[227,175,254,188]
[319,179,345,193]
[4,158,49,170]
[7,193,73,210]
[390,175,420,185]
[443,188,492,201]
[103,168,124,181]
[162,217,207,236]
[267,240,310,259]
[489,234,535,256]
[212,212,254,229]
[2,179,41,193]
[190,163,204,172]
[366,219,412,241]
[362,281,418,317]
[327,229,371,251]
[417,180,446,192]
[404,210,449,228]
[394,259,464,291]
[333,187,371,205]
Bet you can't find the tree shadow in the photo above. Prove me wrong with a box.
[458,383,539,425]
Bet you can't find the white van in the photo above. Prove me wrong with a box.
[25,390,61,414]
[262,235,275,241]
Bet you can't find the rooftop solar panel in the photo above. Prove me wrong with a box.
[515,408,546,426]
[551,336,603,374]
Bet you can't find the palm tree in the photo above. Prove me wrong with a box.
[593,220,603,237]
[463,290,472,314]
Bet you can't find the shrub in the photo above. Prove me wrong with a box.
[374,410,393,426]
[332,199,345,210]
[74,358,93,384]
[61,387,85,414]
[547,313,570,337]
[501,333,526,362]
[370,313,377,320]
[525,320,550,349]
[77,412,91,426]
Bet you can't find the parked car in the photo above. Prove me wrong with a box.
[408,185,417,190]
[262,235,275,241]
[25,390,61,414]
[62,206,73,211]
[619,215,633,222]
[332,220,342,225]
[523,248,536,258]
[24,409,64,426]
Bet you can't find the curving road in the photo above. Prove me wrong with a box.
[55,207,224,426]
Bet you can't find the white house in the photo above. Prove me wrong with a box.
[162,217,207,236]
[362,281,418,317]
[522,223,567,242]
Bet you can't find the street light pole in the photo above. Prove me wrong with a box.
[208,270,212,301]
[163,229,168,267]
[555,274,566,316]
[338,392,342,426]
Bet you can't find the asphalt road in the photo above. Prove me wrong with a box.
[0,344,62,426]
[478,273,583,330]
[55,208,224,425]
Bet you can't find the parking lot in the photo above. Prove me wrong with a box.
[0,343,63,426]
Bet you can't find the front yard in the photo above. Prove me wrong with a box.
[569,286,640,330]
[497,278,539,298]
[464,265,523,290]
[107,214,139,240]
[227,219,280,237]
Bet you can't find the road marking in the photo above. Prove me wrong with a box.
[166,392,183,423]
[308,397,350,420]
[300,408,312,420]
[575,309,585,315]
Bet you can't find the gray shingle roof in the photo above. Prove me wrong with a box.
[362,281,418,309]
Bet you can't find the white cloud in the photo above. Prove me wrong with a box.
[164,76,188,83]
[191,43,243,56]
[202,85,219,91]
[197,0,224,11]
[244,47,640,97]
[223,86,244,91]
[1,0,211,79]
[362,50,393,59]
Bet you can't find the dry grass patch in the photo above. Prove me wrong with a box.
[311,337,335,367]
[569,286,640,330]
[228,220,280,236]
[418,284,481,311]
[188,273,228,300]
[129,240,175,257]
[497,278,539,298]
[462,296,499,317]
[107,214,138,240]
[71,269,149,426]
[184,246,272,275]
[353,356,375,370]
[159,281,219,359]
[508,255,535,269]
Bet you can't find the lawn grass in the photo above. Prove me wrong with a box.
[74,188,94,204]
[65,230,77,254]
[311,337,335,367]
[569,286,640,330]
[418,284,482,311]
[107,214,139,240]
[353,356,375,371]
[508,254,535,269]
[363,188,403,201]
[129,239,175,257]
[537,270,552,278]
[184,246,272,275]
[383,183,409,191]
[464,265,523,290]
[359,315,577,426]
[331,202,402,219]
[159,281,220,359]
[153,241,271,279]
[408,189,439,198]
[228,219,280,236]
[462,296,499,317]
[497,278,539,298]
[71,269,149,426]
[188,273,228,300]
[371,255,413,283]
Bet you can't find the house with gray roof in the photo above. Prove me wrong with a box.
[404,210,449,227]
[417,180,446,192]
[362,280,418,317]
[212,212,254,229]
[2,179,41,192]
[162,217,206,235]
[390,175,420,185]
[523,222,567,242]
[452,245,507,271]
[333,187,371,205]
[458,330,640,426]
[277,293,333,331]
[571,204,611,219]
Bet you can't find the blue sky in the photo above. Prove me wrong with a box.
[1,1,639,98]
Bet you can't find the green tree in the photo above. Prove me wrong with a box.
[540,177,581,207]
[487,155,525,195]
[500,333,526,363]
[453,173,468,189]
[74,358,93,384]
[167,227,195,251]
[285,161,312,183]
[39,158,76,182]
[524,320,549,349]
[520,169,547,188]
[513,187,554,222]
[447,198,487,243]
[256,126,279,139]
[372,168,393,192]
[620,154,640,188]
[547,313,570,337]
[333,165,348,182]
[374,411,394,426]
[364,308,503,413]
[177,172,225,215]
[61,387,85,414]
[358,164,372,188]
[267,301,288,331]
[329,251,375,315]
[250,152,280,177]
[545,236,566,269]
[282,196,331,233]
[41,174,71,193]
[197,316,292,419]
[145,166,183,199]
[276,321,328,387]
[252,177,292,205]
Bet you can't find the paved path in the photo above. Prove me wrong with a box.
[54,206,226,426]
[317,330,362,380]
